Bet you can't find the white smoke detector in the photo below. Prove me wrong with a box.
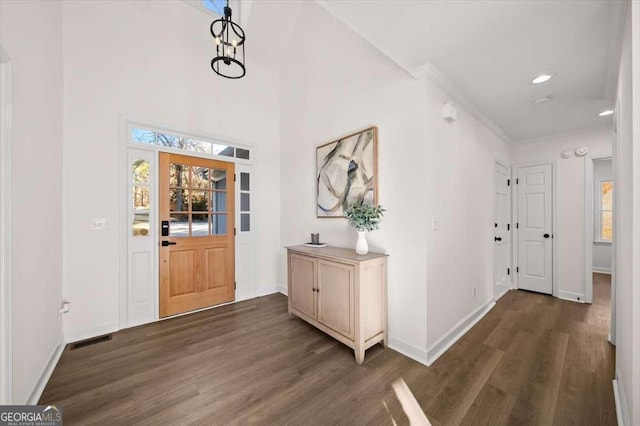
[442,102,457,123]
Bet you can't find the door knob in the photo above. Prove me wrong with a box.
[543,233,550,239]
[161,241,177,246]
[494,237,502,242]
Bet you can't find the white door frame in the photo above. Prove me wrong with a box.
[0,47,13,404]
[119,117,258,330]
[493,159,512,301]
[584,154,613,307]
[512,160,558,297]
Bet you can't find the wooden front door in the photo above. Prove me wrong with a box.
[159,153,235,317]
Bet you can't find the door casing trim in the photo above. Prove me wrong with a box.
[119,116,257,330]
[0,48,13,405]
[493,159,513,301]
[584,154,613,305]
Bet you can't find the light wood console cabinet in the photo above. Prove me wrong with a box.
[286,245,388,364]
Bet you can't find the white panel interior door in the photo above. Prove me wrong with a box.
[517,164,553,294]
[493,163,510,299]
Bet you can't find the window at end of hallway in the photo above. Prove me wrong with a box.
[600,181,613,241]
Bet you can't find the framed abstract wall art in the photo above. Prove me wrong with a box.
[316,126,378,218]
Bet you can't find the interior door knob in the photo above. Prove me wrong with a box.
[543,233,550,238]
[494,237,502,241]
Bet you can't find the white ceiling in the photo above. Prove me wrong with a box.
[312,0,627,143]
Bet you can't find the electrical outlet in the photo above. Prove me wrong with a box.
[473,287,477,298]
[432,217,440,231]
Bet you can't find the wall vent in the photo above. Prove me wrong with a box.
[70,334,112,350]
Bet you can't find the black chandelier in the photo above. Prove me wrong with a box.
[210,0,246,79]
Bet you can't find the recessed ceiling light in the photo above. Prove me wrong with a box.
[533,96,552,105]
[598,109,614,117]
[530,73,554,84]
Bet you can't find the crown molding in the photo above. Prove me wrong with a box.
[513,123,612,146]
[315,1,513,145]
[411,63,513,145]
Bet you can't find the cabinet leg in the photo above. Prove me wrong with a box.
[355,347,365,365]
[381,333,387,349]
[288,309,294,320]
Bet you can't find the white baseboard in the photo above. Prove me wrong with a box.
[26,338,65,405]
[277,285,287,296]
[257,287,282,297]
[64,322,119,344]
[388,337,428,366]
[593,267,612,274]
[557,290,586,303]
[613,369,630,426]
[494,286,510,302]
[426,297,496,366]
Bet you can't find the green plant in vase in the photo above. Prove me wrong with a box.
[344,200,385,255]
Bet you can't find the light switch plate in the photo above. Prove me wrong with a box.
[432,218,440,231]
[90,218,108,230]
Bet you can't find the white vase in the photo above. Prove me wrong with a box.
[355,230,369,255]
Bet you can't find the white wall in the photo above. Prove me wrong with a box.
[512,127,612,301]
[61,0,281,341]
[279,1,429,361]
[424,81,511,356]
[0,0,64,404]
[613,2,640,424]
[593,158,612,273]
[279,1,511,364]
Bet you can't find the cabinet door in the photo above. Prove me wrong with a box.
[317,260,354,339]
[290,254,316,319]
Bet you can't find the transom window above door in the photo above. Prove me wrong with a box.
[130,126,250,161]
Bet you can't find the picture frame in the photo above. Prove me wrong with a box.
[316,126,378,218]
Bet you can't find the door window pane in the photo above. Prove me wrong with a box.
[236,148,250,160]
[211,169,227,190]
[131,159,150,237]
[212,192,227,212]
[240,172,250,191]
[212,214,227,235]
[191,166,210,189]
[212,145,234,157]
[133,213,150,236]
[132,160,150,183]
[191,191,209,211]
[241,213,250,232]
[602,211,613,241]
[241,193,250,212]
[599,181,613,241]
[133,186,150,210]
[132,128,156,144]
[169,189,190,212]
[169,214,189,237]
[170,163,190,187]
[601,182,613,210]
[192,214,209,236]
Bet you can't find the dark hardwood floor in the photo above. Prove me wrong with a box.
[41,273,616,425]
